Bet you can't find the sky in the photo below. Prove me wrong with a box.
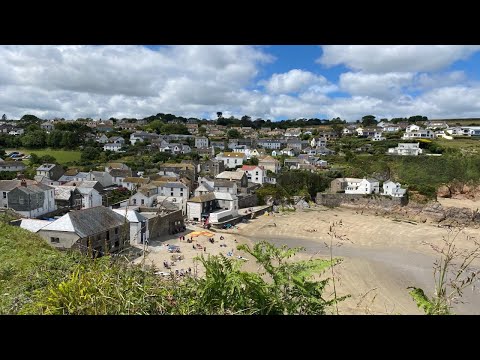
[1,45,480,122]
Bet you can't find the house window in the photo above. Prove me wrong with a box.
[114,241,120,248]
[133,199,137,205]
[115,227,119,235]
[171,188,174,191]
[19,197,25,205]
[180,193,183,197]
[141,199,145,205]
[2,192,6,199]
[106,231,110,240]
[171,192,174,196]
[50,237,60,243]
[255,171,259,175]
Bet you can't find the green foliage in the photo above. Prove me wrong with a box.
[81,146,101,162]
[0,224,342,315]
[0,171,17,180]
[277,170,333,199]
[408,287,438,315]
[193,242,339,314]
[244,156,259,166]
[227,128,241,139]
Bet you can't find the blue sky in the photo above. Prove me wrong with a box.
[1,45,480,121]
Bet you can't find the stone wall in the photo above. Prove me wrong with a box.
[238,193,258,209]
[315,193,408,208]
[142,209,184,239]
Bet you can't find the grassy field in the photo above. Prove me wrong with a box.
[435,138,480,154]
[6,148,81,164]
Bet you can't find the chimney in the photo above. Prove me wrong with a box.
[20,179,27,187]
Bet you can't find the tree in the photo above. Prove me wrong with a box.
[331,123,345,137]
[81,146,101,162]
[227,128,241,139]
[1,114,6,121]
[20,114,42,123]
[198,126,207,136]
[361,115,377,127]
[216,112,223,119]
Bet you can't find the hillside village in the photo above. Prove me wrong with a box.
[1,113,480,258]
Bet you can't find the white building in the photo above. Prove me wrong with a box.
[382,180,407,197]
[0,180,56,218]
[129,186,158,207]
[310,137,327,148]
[195,137,209,149]
[216,152,246,169]
[113,208,149,245]
[344,178,380,195]
[241,165,265,185]
[103,143,123,152]
[402,130,435,140]
[388,143,423,156]
[405,124,420,133]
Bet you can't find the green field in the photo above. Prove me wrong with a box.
[6,148,82,164]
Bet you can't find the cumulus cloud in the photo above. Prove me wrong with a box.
[339,72,415,100]
[260,69,336,94]
[1,45,480,122]
[318,45,480,73]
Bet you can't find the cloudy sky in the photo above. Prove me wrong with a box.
[1,45,480,122]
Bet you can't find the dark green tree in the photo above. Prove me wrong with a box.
[227,128,241,139]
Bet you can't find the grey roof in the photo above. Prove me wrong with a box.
[188,192,217,203]
[19,219,52,232]
[41,206,126,237]
[0,180,26,191]
[216,171,245,181]
[112,208,147,223]
[109,169,132,177]
[365,178,379,184]
[37,163,57,171]
[213,180,235,188]
[162,182,188,189]
[54,186,78,200]
[104,143,122,147]
[195,183,214,192]
[11,183,53,195]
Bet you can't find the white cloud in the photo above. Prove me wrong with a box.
[0,45,273,119]
[1,45,480,123]
[318,45,480,73]
[339,72,415,100]
[260,69,336,94]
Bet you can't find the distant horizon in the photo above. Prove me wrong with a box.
[1,45,480,121]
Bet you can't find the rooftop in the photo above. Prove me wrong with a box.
[41,206,126,238]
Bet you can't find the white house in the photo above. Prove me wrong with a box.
[195,137,209,149]
[405,124,421,133]
[129,186,158,207]
[112,208,149,245]
[216,152,246,169]
[372,133,386,141]
[345,178,380,195]
[388,143,423,156]
[77,186,103,209]
[0,180,56,218]
[310,137,327,148]
[382,180,407,197]
[241,165,265,185]
[280,148,296,157]
[402,130,435,140]
[103,143,123,152]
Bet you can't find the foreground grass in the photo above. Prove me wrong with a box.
[0,223,338,315]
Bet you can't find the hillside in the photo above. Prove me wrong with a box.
[0,223,335,315]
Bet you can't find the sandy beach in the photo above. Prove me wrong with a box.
[135,203,480,314]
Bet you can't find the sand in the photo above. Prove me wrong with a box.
[134,206,480,314]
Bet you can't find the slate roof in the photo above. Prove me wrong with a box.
[188,193,217,203]
[216,171,245,181]
[41,206,126,237]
